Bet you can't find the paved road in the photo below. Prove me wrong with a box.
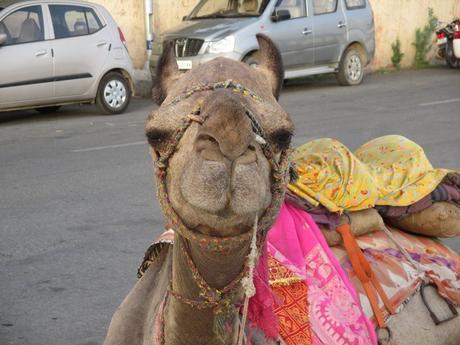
[0,68,459,345]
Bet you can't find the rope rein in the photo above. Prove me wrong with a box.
[236,215,259,345]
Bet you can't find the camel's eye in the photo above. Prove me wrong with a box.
[146,129,170,148]
[271,129,293,150]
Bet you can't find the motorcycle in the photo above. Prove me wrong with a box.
[436,18,460,68]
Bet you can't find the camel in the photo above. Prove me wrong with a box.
[103,35,460,345]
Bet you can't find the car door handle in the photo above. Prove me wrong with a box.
[97,40,108,47]
[337,22,347,28]
[302,28,312,35]
[35,50,47,57]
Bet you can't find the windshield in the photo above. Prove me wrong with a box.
[189,0,270,19]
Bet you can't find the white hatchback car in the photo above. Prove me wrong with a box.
[0,0,134,114]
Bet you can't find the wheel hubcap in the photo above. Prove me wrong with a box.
[104,80,127,109]
[346,54,362,81]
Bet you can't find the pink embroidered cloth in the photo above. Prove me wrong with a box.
[249,203,377,345]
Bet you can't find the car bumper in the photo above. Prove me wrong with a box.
[149,51,242,77]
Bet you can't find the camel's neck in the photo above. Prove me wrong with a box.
[164,233,250,345]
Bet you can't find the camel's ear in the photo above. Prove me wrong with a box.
[256,34,284,100]
[152,40,180,105]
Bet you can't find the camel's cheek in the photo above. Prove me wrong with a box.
[165,128,200,223]
[230,157,271,215]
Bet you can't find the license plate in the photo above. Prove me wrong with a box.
[437,37,447,45]
[177,60,192,70]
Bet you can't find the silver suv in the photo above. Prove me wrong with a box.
[0,0,134,114]
[150,0,375,86]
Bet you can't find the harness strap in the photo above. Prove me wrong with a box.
[337,223,396,327]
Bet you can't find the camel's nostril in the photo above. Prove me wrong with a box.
[248,144,256,152]
[271,129,293,150]
[195,133,224,161]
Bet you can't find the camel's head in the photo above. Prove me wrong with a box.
[146,35,293,238]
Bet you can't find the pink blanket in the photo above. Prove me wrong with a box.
[249,203,377,345]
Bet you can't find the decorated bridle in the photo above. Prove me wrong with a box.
[150,79,292,343]
[154,79,291,251]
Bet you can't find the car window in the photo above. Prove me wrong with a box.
[313,0,338,15]
[49,5,103,39]
[189,0,269,18]
[345,0,365,9]
[275,0,306,19]
[86,9,102,33]
[0,5,44,45]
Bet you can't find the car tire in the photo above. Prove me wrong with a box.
[337,47,365,86]
[446,41,460,69]
[243,52,260,68]
[35,106,61,114]
[96,72,131,115]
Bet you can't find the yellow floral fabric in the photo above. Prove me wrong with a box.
[288,135,453,213]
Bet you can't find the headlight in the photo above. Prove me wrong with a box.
[207,35,235,54]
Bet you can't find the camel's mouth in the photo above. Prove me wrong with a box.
[161,128,272,236]
[183,156,269,206]
[178,144,271,213]
[194,223,251,237]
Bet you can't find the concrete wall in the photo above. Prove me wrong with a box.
[151,0,460,70]
[369,0,460,69]
[153,0,196,35]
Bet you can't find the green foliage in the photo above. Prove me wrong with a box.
[413,8,438,68]
[391,38,404,69]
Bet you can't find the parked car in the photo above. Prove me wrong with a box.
[150,0,375,86]
[0,0,134,114]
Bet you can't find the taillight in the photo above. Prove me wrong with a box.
[437,32,446,39]
[118,27,127,47]
[454,31,460,39]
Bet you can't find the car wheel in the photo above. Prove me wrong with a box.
[446,42,460,69]
[243,52,260,68]
[35,106,61,114]
[337,47,365,86]
[96,72,131,115]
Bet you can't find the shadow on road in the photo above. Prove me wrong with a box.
[283,73,340,91]
[0,97,154,125]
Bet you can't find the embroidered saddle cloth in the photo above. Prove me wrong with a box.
[331,226,460,323]
[252,202,460,345]
[256,202,378,345]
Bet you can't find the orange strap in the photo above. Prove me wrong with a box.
[336,223,396,327]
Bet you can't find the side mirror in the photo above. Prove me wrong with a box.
[0,33,7,46]
[271,9,291,22]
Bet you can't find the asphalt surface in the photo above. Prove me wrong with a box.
[0,68,459,345]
